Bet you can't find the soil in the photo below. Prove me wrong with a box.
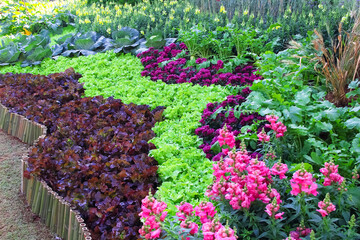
[0,130,57,240]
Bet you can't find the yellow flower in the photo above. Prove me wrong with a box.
[195,9,200,14]
[214,17,219,22]
[170,1,176,5]
[106,28,111,34]
[162,10,167,15]
[219,5,226,14]
[243,10,248,15]
[141,30,145,35]
[22,28,32,36]
[184,7,190,13]
[271,25,281,30]
[142,6,147,11]
[171,9,175,14]
[170,15,174,20]
[84,18,91,24]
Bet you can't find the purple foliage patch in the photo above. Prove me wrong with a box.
[195,88,266,161]
[137,43,261,87]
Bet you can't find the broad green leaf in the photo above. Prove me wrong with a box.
[345,117,360,129]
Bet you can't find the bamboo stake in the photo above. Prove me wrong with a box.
[72,214,80,240]
[79,223,86,240]
[68,209,77,240]
[45,189,54,227]
[0,107,7,129]
[39,182,47,220]
[62,202,70,239]
[40,184,49,223]
[8,113,13,135]
[26,177,34,204]
[50,194,59,233]
[31,180,41,214]
[18,118,24,141]
[21,159,25,194]
[57,199,65,237]
[3,110,9,132]
[23,120,28,143]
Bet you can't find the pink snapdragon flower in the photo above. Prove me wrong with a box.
[289,225,312,240]
[202,220,223,240]
[290,168,318,196]
[194,202,217,224]
[218,125,235,152]
[139,193,168,239]
[214,225,237,240]
[320,161,344,186]
[265,197,284,219]
[266,115,279,123]
[265,115,287,138]
[180,221,199,235]
[271,160,288,179]
[257,129,270,142]
[317,193,336,217]
[207,141,284,216]
[176,202,194,221]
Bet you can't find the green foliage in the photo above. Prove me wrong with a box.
[0,30,52,67]
[0,1,74,36]
[87,0,142,6]
[102,26,146,54]
[178,25,276,61]
[0,52,233,214]
[190,0,357,51]
[145,30,176,50]
[241,35,360,177]
[67,0,228,39]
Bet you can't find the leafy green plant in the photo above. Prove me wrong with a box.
[145,30,176,50]
[0,36,21,65]
[102,26,144,54]
[57,31,107,57]
[0,30,52,67]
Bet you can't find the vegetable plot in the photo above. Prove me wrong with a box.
[0,68,163,240]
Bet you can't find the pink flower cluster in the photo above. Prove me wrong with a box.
[319,161,344,186]
[139,195,168,239]
[316,193,336,217]
[290,168,318,196]
[271,161,288,179]
[265,115,287,138]
[177,201,237,240]
[218,125,235,154]
[289,225,312,240]
[205,138,285,219]
[265,195,284,219]
[257,130,270,142]
[176,202,199,237]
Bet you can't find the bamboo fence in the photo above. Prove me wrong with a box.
[0,103,92,240]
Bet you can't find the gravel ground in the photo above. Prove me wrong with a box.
[0,130,56,240]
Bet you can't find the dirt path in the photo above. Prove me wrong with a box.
[0,130,56,240]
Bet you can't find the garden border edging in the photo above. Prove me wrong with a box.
[0,103,92,240]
